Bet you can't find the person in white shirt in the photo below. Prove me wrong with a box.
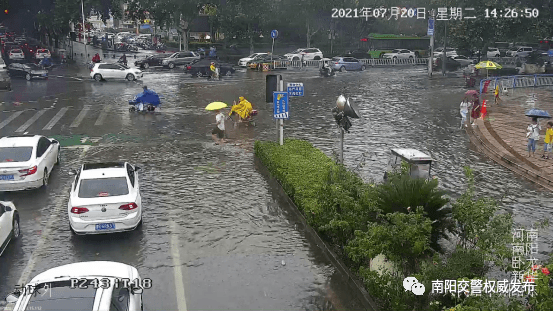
[211,109,226,144]
[527,117,541,157]
[459,97,470,128]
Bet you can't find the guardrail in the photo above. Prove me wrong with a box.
[271,57,427,68]
[479,74,553,93]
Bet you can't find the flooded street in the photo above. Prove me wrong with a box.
[0,64,551,309]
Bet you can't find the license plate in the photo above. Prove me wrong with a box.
[0,175,14,180]
[95,223,115,231]
[42,74,47,77]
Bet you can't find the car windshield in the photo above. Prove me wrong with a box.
[170,52,178,58]
[0,147,33,162]
[332,57,341,61]
[24,280,97,311]
[78,177,129,198]
[11,49,21,53]
[118,64,129,69]
[26,64,42,70]
[290,49,303,54]
[247,54,258,58]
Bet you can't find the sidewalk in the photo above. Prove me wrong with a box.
[466,89,553,191]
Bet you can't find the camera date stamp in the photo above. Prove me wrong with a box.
[70,277,152,290]
[331,7,539,20]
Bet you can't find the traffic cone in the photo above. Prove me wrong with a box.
[480,100,487,119]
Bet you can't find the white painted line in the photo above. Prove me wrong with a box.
[16,110,47,133]
[72,77,83,81]
[70,105,91,127]
[170,221,188,311]
[43,107,69,130]
[0,111,23,129]
[94,105,110,126]
[16,145,91,289]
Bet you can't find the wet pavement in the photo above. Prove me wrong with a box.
[0,50,551,310]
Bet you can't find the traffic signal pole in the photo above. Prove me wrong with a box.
[81,0,88,62]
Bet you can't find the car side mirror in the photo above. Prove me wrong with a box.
[134,166,141,171]
[6,291,20,303]
[69,169,77,175]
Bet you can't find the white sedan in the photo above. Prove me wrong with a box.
[0,201,19,256]
[238,53,267,67]
[382,49,416,59]
[5,261,145,311]
[68,162,142,235]
[90,63,143,81]
[35,49,51,59]
[8,48,25,60]
[451,55,475,66]
[0,135,60,191]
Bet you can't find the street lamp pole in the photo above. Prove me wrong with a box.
[81,0,88,62]
[428,9,435,77]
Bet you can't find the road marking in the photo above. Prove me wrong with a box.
[94,106,110,126]
[43,107,69,130]
[15,145,90,290]
[170,221,188,311]
[16,110,47,133]
[0,111,23,129]
[70,105,91,128]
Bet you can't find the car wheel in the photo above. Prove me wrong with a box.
[94,74,102,81]
[361,65,366,71]
[409,56,413,59]
[393,56,397,59]
[12,216,20,239]
[25,73,31,81]
[42,169,48,187]
[293,57,299,61]
[126,74,135,81]
[314,56,321,60]
[196,71,203,78]
[495,54,500,57]
[56,148,60,165]
[168,62,175,69]
[143,63,149,69]
[340,66,346,72]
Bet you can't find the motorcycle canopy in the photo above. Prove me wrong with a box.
[134,90,161,106]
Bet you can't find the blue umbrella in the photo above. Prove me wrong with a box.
[525,109,551,119]
[134,90,161,106]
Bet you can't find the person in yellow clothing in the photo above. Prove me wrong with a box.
[210,62,219,80]
[542,121,553,159]
[230,96,253,120]
[494,84,501,105]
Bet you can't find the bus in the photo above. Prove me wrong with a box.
[360,33,431,58]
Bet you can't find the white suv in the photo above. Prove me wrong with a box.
[90,63,143,81]
[5,261,145,311]
[284,48,324,61]
[514,46,533,57]
[0,201,19,256]
[35,49,51,59]
[487,48,500,58]
[68,162,142,235]
[238,53,268,67]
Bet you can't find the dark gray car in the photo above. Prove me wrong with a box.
[161,51,201,69]
[8,63,48,81]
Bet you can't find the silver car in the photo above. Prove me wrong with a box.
[161,51,201,69]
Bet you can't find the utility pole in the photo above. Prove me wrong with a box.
[442,1,448,76]
[428,9,435,77]
[81,0,88,63]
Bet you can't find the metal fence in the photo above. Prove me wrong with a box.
[479,74,553,93]
[271,57,428,68]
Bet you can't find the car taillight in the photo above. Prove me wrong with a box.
[71,207,89,214]
[187,66,191,70]
[19,166,37,176]
[335,62,339,65]
[119,203,138,210]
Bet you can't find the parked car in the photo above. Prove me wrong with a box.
[238,53,268,67]
[487,48,501,58]
[433,48,458,57]
[332,56,366,71]
[8,63,48,81]
[34,48,51,59]
[0,201,19,256]
[5,261,144,310]
[0,135,60,191]
[514,46,533,58]
[246,55,287,70]
[433,56,461,71]
[382,49,416,59]
[8,48,25,60]
[284,48,323,61]
[161,51,201,69]
[90,63,143,82]
[68,162,142,235]
[186,59,236,77]
[134,54,172,69]
[506,47,519,57]
[451,55,474,67]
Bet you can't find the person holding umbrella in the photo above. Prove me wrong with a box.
[460,96,470,128]
[526,108,552,157]
[205,102,228,144]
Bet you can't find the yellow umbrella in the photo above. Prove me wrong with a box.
[205,102,228,111]
[475,61,503,78]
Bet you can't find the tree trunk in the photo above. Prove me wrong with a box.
[183,30,189,52]
[306,20,311,48]
[249,35,254,55]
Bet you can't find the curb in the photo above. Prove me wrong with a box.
[253,156,378,311]
[465,118,553,191]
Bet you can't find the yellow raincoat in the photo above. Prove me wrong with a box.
[230,97,253,119]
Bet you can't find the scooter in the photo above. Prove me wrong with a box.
[117,58,128,66]
[128,100,158,112]
[320,66,335,77]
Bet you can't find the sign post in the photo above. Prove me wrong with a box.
[271,30,278,62]
[273,81,288,146]
[427,16,435,77]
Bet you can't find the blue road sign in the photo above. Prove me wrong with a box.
[548,49,553,57]
[287,83,304,97]
[271,30,278,39]
[273,91,288,119]
[427,18,434,36]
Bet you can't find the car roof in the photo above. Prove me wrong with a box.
[0,135,41,147]
[80,162,128,179]
[28,261,139,285]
